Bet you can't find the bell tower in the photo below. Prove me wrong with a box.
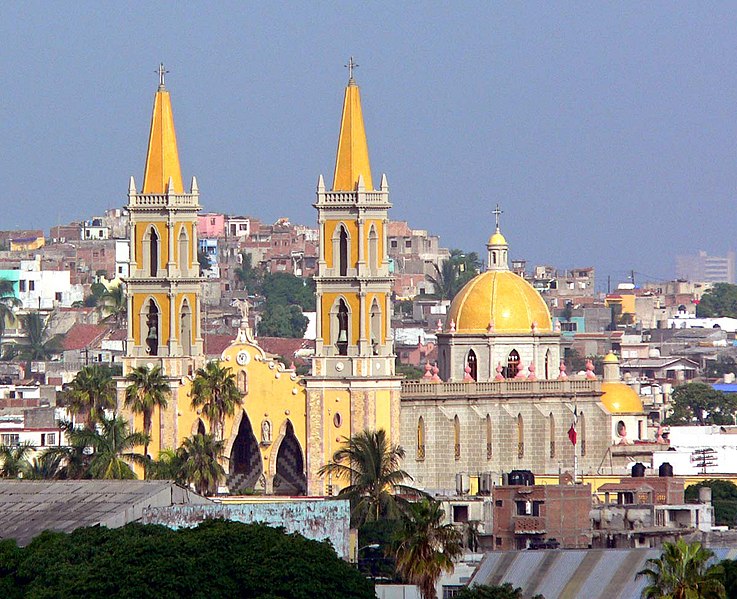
[305,60,401,494]
[124,64,203,378]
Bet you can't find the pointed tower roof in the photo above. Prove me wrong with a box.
[332,58,373,191]
[142,64,184,194]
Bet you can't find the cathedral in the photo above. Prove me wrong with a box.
[118,63,648,497]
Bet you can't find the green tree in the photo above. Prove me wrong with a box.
[190,361,243,440]
[707,355,737,379]
[145,448,184,481]
[176,433,226,495]
[0,442,33,478]
[23,451,66,480]
[718,559,737,599]
[99,282,126,326]
[39,425,90,480]
[697,283,737,318]
[197,248,212,275]
[261,272,316,310]
[665,382,737,426]
[234,252,264,293]
[124,365,171,459]
[64,365,117,429]
[453,583,543,599]
[685,480,737,527]
[18,311,61,361]
[0,278,20,350]
[68,414,148,479]
[425,249,481,301]
[636,538,725,599]
[393,498,464,599]
[0,520,375,598]
[258,303,309,337]
[318,429,417,527]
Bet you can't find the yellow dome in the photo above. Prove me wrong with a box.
[601,382,644,414]
[603,352,619,364]
[488,231,507,246]
[448,270,552,333]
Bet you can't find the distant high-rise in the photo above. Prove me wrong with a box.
[675,250,736,284]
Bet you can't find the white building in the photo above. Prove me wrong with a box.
[225,216,251,239]
[81,217,111,240]
[115,240,130,278]
[653,425,737,475]
[17,258,84,309]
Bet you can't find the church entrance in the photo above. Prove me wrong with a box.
[273,421,306,496]
[227,411,262,493]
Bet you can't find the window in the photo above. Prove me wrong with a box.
[495,500,503,507]
[339,226,348,276]
[452,505,469,523]
[47,433,56,445]
[486,414,492,459]
[210,218,215,225]
[390,239,398,249]
[1,434,19,446]
[417,417,425,460]
[516,501,531,515]
[495,537,502,546]
[517,413,524,458]
[443,587,465,599]
[404,239,411,249]
[19,280,26,292]
[561,321,577,332]
[28,280,35,291]
[453,415,461,460]
[55,292,62,302]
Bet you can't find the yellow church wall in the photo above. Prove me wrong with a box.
[323,219,359,270]
[320,293,361,343]
[320,388,352,484]
[131,292,171,346]
[133,220,170,271]
[374,388,393,442]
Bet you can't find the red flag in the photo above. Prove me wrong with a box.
[568,423,577,446]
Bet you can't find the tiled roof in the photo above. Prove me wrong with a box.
[204,334,235,357]
[387,221,412,236]
[61,324,109,351]
[257,337,314,363]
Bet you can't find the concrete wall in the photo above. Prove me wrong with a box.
[142,498,351,559]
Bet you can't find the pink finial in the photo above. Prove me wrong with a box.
[423,362,433,380]
[431,364,441,382]
[515,361,526,379]
[449,319,456,333]
[554,320,561,333]
[436,319,443,333]
[558,361,568,381]
[527,363,536,381]
[495,363,504,381]
[487,320,495,333]
[463,365,473,382]
[531,321,537,332]
[585,359,596,380]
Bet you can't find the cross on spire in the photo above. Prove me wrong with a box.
[157,63,169,89]
[492,204,503,230]
[345,56,358,83]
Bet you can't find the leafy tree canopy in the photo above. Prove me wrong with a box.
[258,303,309,338]
[697,283,737,318]
[0,520,375,599]
[261,272,316,311]
[453,583,544,599]
[664,382,737,426]
[685,480,737,527]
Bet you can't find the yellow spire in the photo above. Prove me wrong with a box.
[332,58,373,191]
[142,64,184,194]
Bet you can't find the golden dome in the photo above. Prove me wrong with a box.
[488,231,507,246]
[448,270,552,333]
[601,382,644,414]
[603,352,619,364]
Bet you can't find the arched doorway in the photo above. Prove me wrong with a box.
[180,299,192,356]
[336,299,349,355]
[145,299,159,356]
[149,227,159,277]
[339,225,348,276]
[506,350,520,379]
[467,350,478,381]
[273,421,306,495]
[178,227,189,275]
[227,411,262,493]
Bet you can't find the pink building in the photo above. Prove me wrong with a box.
[198,213,226,238]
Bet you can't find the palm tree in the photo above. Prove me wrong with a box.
[176,433,225,495]
[636,538,725,599]
[190,361,243,440]
[23,451,66,480]
[0,442,34,478]
[145,448,184,482]
[0,278,20,350]
[65,365,116,429]
[124,365,171,458]
[425,259,458,301]
[99,283,126,326]
[393,498,463,599]
[19,311,61,361]
[318,429,418,526]
[68,414,149,479]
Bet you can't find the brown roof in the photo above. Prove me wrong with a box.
[61,324,109,351]
[258,337,314,364]
[204,334,234,357]
[387,221,412,237]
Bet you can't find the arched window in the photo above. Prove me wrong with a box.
[549,412,555,458]
[370,299,381,354]
[178,227,189,276]
[545,350,552,380]
[486,414,492,460]
[467,350,478,381]
[145,299,159,356]
[339,225,348,276]
[180,299,192,355]
[368,224,378,274]
[238,370,248,395]
[517,413,524,458]
[506,350,520,379]
[336,299,349,355]
[453,415,461,460]
[417,417,425,460]
[149,226,159,277]
[579,412,586,456]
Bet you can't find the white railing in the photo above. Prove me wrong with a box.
[317,191,389,205]
[129,193,199,208]
[400,378,600,397]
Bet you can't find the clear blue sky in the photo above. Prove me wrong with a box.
[1,3,736,288]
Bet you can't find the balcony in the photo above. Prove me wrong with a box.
[400,379,600,399]
[513,516,546,535]
[129,193,200,209]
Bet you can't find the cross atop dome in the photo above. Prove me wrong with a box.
[157,63,169,90]
[487,205,509,271]
[492,204,503,230]
[345,56,358,85]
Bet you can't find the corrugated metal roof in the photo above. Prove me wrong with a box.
[470,548,736,599]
